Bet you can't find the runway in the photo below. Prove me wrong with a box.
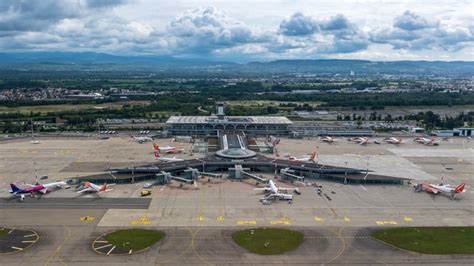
[0,198,151,209]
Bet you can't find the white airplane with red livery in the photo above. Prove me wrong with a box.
[320,136,335,143]
[153,150,184,162]
[414,137,440,146]
[383,137,402,145]
[289,149,317,163]
[255,180,293,202]
[130,135,153,144]
[76,182,114,194]
[414,182,466,199]
[152,143,183,154]
[353,137,370,145]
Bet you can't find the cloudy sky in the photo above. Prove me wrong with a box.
[0,0,472,61]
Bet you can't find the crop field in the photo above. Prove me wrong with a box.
[0,100,150,114]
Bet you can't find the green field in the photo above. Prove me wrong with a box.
[0,228,7,237]
[104,229,165,251]
[371,227,474,254]
[232,228,304,255]
[0,100,150,114]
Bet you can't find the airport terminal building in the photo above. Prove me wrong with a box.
[166,103,292,136]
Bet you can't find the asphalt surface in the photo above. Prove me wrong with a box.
[0,198,151,209]
[1,225,473,265]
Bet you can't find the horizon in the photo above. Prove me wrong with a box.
[0,0,472,62]
[1,51,473,64]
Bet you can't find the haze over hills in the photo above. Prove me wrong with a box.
[0,52,473,75]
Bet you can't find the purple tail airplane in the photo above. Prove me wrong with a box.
[9,181,66,201]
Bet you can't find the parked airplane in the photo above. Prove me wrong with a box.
[352,137,370,145]
[153,151,184,162]
[255,180,293,202]
[152,143,183,154]
[130,135,153,144]
[413,137,440,146]
[289,150,317,163]
[9,181,66,201]
[383,137,402,145]
[320,136,335,143]
[414,182,466,199]
[76,182,114,193]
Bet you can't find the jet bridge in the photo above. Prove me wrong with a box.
[158,170,195,185]
[280,168,305,182]
[242,171,268,183]
[228,164,268,183]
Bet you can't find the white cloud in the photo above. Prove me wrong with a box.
[371,11,473,52]
[0,1,472,61]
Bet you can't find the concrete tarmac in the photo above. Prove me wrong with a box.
[0,198,151,209]
[1,225,473,265]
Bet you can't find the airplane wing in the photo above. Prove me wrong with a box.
[279,187,295,191]
[40,188,48,194]
[426,187,440,194]
[264,193,277,200]
[76,187,93,193]
[254,188,268,191]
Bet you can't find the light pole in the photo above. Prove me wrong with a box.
[34,161,38,182]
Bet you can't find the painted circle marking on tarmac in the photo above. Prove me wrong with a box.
[0,228,40,255]
[92,229,163,256]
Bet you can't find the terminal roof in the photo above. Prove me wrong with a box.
[166,116,292,125]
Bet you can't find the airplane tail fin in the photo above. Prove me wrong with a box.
[10,184,21,193]
[310,151,316,162]
[100,183,107,192]
[152,143,159,151]
[454,183,466,193]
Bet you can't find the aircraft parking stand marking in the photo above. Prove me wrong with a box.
[404,216,413,222]
[197,214,205,222]
[314,216,324,222]
[216,215,225,222]
[237,220,257,225]
[343,216,351,222]
[80,216,96,222]
[131,215,150,225]
[270,216,291,225]
[375,220,398,225]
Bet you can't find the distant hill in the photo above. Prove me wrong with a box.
[0,52,472,75]
[244,59,474,75]
[0,52,231,66]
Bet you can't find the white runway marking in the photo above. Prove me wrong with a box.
[11,246,23,251]
[95,244,112,250]
[107,245,116,255]
[359,185,367,191]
